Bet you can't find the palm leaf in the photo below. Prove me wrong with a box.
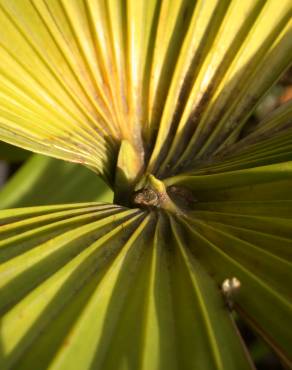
[0,204,253,370]
[0,0,290,180]
[0,0,292,369]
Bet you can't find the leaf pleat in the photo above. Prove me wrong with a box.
[176,207,292,366]
[0,0,292,368]
[0,0,290,178]
[0,205,255,370]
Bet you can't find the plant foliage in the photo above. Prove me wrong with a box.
[0,1,291,369]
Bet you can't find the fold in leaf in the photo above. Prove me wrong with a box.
[0,204,253,370]
[164,165,292,366]
[0,1,292,369]
[147,0,292,176]
[0,0,291,182]
[179,214,292,367]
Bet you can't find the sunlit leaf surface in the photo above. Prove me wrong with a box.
[0,0,290,182]
[0,0,292,369]
[0,204,254,370]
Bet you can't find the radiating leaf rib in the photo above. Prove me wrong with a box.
[170,217,254,370]
[3,2,117,176]
[56,0,118,131]
[180,217,292,366]
[0,204,116,238]
[150,0,264,174]
[147,0,197,138]
[0,210,146,369]
[140,214,178,370]
[194,19,292,159]
[0,206,261,370]
[1,212,139,341]
[192,220,292,262]
[7,0,116,134]
[0,202,103,223]
[0,208,137,299]
[0,48,111,151]
[165,161,292,192]
[0,0,291,179]
[147,0,230,172]
[190,219,292,300]
[169,2,292,171]
[0,208,121,264]
[98,222,156,370]
[125,1,145,137]
[0,202,116,239]
[200,149,292,176]
[147,0,292,175]
[194,200,292,218]
[47,215,152,370]
[231,137,292,163]
[85,0,126,122]
[191,211,292,238]
[104,0,128,129]
[192,180,292,202]
[180,129,292,176]
[0,1,292,368]
[217,99,292,157]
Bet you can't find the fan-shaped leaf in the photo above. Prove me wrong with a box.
[0,1,291,369]
[0,204,254,370]
[0,0,290,181]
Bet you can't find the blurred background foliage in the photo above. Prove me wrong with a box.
[0,145,113,210]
